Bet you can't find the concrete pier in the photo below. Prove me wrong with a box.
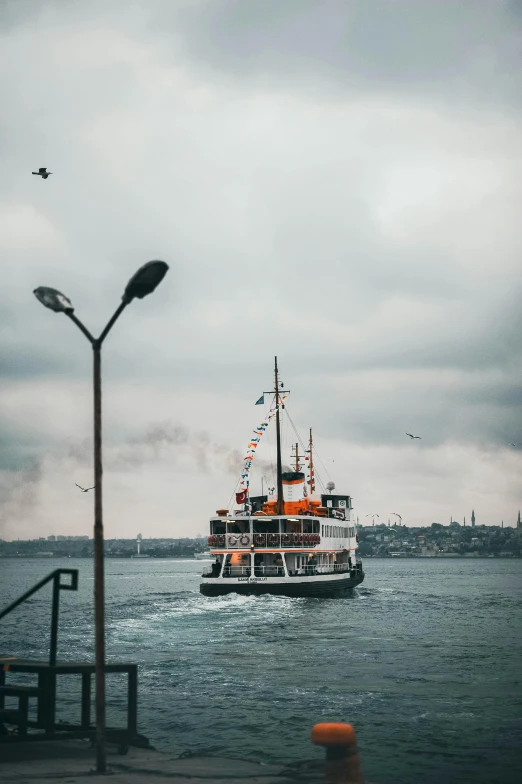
[0,739,324,783]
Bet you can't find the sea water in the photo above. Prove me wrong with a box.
[1,557,521,783]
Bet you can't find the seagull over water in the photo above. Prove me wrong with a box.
[75,483,95,493]
[32,167,52,179]
[406,433,422,439]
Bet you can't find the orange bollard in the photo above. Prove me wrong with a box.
[311,723,365,784]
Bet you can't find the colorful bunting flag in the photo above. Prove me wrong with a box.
[239,394,289,489]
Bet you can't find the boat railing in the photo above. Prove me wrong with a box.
[223,566,251,577]
[208,533,321,549]
[202,563,364,579]
[253,566,285,577]
[287,564,361,577]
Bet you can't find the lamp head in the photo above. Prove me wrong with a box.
[123,260,169,303]
[33,286,74,313]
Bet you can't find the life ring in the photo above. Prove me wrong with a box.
[254,534,265,546]
[228,535,238,546]
[208,535,217,546]
[239,534,250,546]
[282,534,291,546]
[269,534,279,546]
[216,535,226,547]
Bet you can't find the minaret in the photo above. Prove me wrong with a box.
[471,510,475,528]
[501,520,504,528]
[517,511,521,529]
[463,516,466,526]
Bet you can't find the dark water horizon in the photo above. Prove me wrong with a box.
[1,557,521,783]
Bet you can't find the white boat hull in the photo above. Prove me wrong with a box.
[200,569,364,598]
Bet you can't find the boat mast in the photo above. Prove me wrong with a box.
[274,356,284,515]
[308,428,315,494]
[293,442,300,472]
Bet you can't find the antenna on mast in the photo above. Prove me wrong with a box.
[274,356,284,515]
[292,442,302,472]
[307,428,316,495]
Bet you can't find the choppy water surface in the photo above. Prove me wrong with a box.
[1,557,521,783]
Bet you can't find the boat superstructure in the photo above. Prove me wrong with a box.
[200,358,364,598]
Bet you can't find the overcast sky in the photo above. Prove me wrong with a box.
[1,0,521,540]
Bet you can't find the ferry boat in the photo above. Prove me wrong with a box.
[200,358,364,598]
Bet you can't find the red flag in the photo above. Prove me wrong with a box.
[236,490,248,505]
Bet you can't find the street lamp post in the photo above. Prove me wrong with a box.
[34,260,169,774]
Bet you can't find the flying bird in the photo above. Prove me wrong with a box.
[509,443,517,447]
[32,167,52,179]
[406,433,422,439]
[75,483,95,493]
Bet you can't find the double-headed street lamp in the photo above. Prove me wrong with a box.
[34,260,169,774]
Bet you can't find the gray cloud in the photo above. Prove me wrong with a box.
[0,0,520,536]
[157,0,522,109]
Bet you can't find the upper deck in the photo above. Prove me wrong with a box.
[208,515,357,551]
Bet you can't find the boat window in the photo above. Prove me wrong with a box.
[211,521,226,534]
[252,519,279,534]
